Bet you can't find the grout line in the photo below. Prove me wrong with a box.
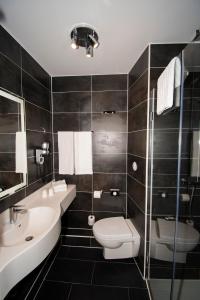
[32,243,61,300]
[128,99,148,112]
[26,129,52,134]
[67,284,73,300]
[91,262,96,284]
[127,173,145,187]
[45,278,146,289]
[25,99,51,113]
[128,67,148,90]
[52,89,127,93]
[24,242,60,300]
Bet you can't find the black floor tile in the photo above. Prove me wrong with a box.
[69,284,129,300]
[46,258,94,284]
[35,281,71,300]
[62,236,91,247]
[93,262,146,288]
[57,246,104,261]
[129,287,149,300]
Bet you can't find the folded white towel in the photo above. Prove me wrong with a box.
[15,131,27,173]
[58,132,74,175]
[52,180,68,192]
[157,56,181,115]
[74,132,93,175]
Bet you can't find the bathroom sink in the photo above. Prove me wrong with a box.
[0,206,56,247]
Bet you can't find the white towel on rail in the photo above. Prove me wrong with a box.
[157,56,181,115]
[74,132,93,175]
[58,131,74,175]
[15,131,27,173]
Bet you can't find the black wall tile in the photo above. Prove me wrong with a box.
[22,71,50,110]
[93,132,127,154]
[150,44,186,67]
[128,101,147,132]
[93,154,126,173]
[52,76,91,92]
[64,210,91,228]
[26,102,51,132]
[92,112,127,132]
[93,173,126,192]
[22,49,50,89]
[0,54,21,96]
[0,25,21,66]
[92,91,127,112]
[128,131,146,157]
[53,92,91,112]
[93,193,126,213]
[53,112,91,132]
[127,175,146,213]
[55,174,92,191]
[68,192,92,211]
[92,74,127,91]
[128,71,148,109]
[129,47,149,87]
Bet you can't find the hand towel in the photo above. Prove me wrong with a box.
[157,56,181,115]
[74,132,93,175]
[52,180,68,192]
[15,131,27,173]
[58,131,74,175]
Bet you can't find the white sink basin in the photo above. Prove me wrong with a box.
[0,206,56,247]
[0,182,76,300]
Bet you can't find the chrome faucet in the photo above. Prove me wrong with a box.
[9,205,27,224]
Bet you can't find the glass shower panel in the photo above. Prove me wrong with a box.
[171,42,200,300]
[148,75,181,279]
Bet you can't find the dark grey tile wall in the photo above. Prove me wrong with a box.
[127,47,149,274]
[0,25,53,213]
[52,74,127,240]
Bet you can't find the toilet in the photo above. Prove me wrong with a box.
[93,217,140,259]
[150,218,200,263]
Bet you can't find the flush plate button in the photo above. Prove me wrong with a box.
[132,161,138,171]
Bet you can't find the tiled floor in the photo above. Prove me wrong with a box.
[34,246,150,300]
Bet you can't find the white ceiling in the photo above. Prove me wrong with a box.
[0,0,200,76]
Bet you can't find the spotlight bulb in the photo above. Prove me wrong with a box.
[86,45,93,58]
[71,37,78,49]
[89,34,99,49]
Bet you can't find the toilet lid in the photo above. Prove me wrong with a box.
[157,218,199,244]
[93,217,132,241]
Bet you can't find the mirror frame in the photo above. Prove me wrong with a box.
[0,89,27,199]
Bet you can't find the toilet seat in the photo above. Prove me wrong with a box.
[93,217,133,242]
[157,218,199,245]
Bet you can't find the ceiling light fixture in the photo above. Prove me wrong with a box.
[70,25,99,58]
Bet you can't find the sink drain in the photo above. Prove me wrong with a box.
[25,236,34,242]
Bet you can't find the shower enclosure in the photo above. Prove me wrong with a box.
[147,42,200,300]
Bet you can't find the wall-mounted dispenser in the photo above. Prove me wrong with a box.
[36,142,50,165]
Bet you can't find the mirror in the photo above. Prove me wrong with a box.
[0,89,27,198]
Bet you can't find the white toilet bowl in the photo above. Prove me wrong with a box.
[150,218,199,263]
[93,217,140,259]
